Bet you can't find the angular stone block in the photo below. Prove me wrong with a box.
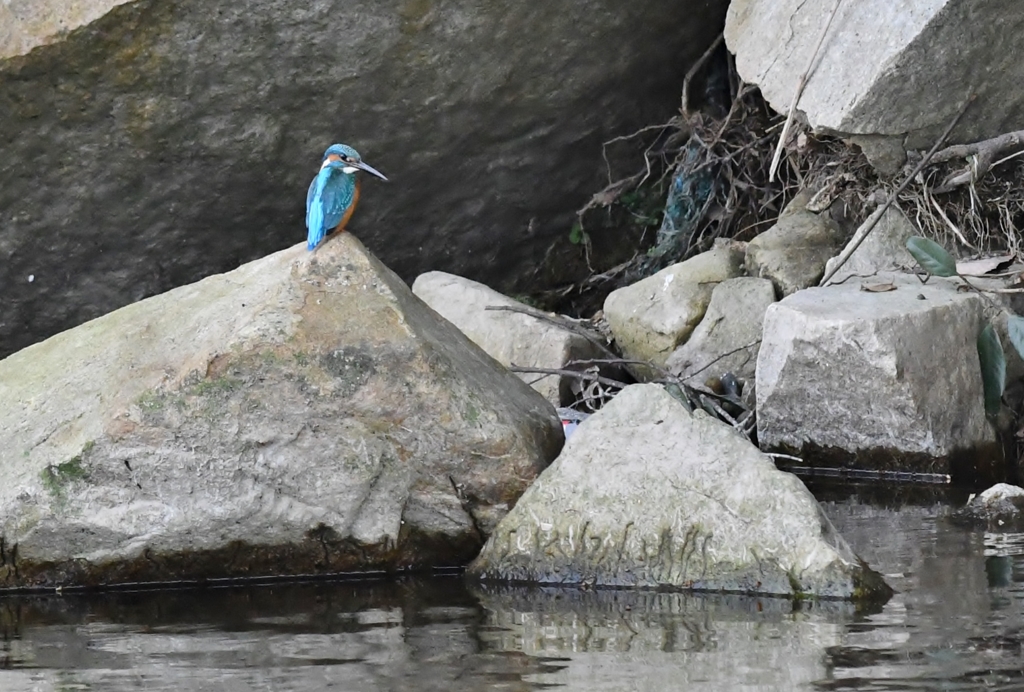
[726,0,1024,151]
[666,276,775,383]
[756,277,996,473]
[0,235,563,589]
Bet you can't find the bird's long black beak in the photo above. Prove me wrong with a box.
[354,161,388,181]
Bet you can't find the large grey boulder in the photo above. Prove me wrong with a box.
[603,242,746,370]
[665,276,775,383]
[0,0,729,359]
[0,234,563,589]
[757,277,998,475]
[469,384,892,600]
[412,271,606,406]
[725,1,1024,154]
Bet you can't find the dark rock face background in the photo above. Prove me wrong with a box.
[0,0,727,358]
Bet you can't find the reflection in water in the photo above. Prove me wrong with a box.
[2,483,1024,691]
[474,586,859,691]
[815,483,1024,691]
[0,578,556,691]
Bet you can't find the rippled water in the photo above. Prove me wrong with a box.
[4,483,1024,691]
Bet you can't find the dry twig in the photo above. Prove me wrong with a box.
[508,365,629,391]
[679,339,762,380]
[682,33,725,119]
[484,304,615,357]
[768,0,843,183]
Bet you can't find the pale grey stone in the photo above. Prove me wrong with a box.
[0,234,563,588]
[725,0,1024,150]
[756,277,995,460]
[951,483,1024,530]
[666,276,775,383]
[746,206,844,297]
[823,206,919,284]
[603,242,746,368]
[412,271,606,406]
[469,384,892,600]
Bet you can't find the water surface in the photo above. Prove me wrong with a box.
[3,484,1023,691]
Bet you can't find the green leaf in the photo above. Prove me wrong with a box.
[662,382,694,413]
[1006,315,1024,360]
[568,222,585,245]
[978,323,1006,416]
[906,236,958,277]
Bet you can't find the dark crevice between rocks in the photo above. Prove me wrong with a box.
[307,524,335,570]
[769,439,1012,489]
[0,539,20,586]
[448,476,486,545]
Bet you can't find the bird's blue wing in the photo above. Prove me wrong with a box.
[305,168,356,250]
[305,177,318,228]
[306,169,334,250]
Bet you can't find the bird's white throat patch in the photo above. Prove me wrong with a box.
[319,159,359,175]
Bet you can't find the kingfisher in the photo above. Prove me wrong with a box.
[305,143,388,250]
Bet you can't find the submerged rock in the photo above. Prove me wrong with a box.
[951,484,1024,531]
[0,234,563,589]
[757,277,998,479]
[469,384,891,601]
[472,584,864,688]
[412,271,606,407]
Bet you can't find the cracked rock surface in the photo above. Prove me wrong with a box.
[469,384,891,601]
[726,0,1024,151]
[0,234,563,589]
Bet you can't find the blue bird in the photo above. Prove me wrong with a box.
[305,143,387,250]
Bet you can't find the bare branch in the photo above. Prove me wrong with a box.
[682,33,725,119]
[677,339,762,380]
[508,365,630,390]
[768,0,843,183]
[930,130,1024,193]
[484,304,615,357]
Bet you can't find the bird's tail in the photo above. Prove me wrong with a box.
[307,223,326,251]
